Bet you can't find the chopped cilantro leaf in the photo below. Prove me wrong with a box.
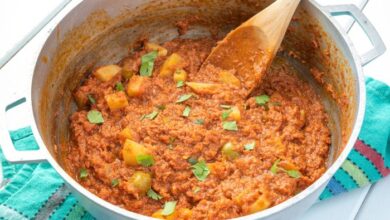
[255,94,270,106]
[222,121,238,131]
[147,189,163,200]
[87,110,104,124]
[136,154,155,167]
[140,51,158,77]
[176,94,193,103]
[182,106,191,117]
[192,160,210,181]
[162,201,177,216]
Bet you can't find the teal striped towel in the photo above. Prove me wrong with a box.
[0,77,389,219]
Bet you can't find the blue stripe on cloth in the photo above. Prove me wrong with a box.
[327,177,347,195]
[49,194,78,220]
[333,168,359,191]
[319,187,333,200]
[0,204,29,220]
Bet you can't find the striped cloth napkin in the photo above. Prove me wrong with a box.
[0,77,389,219]
[320,77,390,199]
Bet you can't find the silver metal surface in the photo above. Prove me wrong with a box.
[0,0,385,219]
[324,4,386,65]
[0,97,46,163]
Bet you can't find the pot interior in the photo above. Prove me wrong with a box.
[33,0,357,204]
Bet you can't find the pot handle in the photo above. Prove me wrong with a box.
[324,4,386,66]
[0,96,46,163]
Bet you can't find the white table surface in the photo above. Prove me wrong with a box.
[0,0,389,219]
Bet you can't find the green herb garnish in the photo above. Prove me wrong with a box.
[176,94,193,103]
[222,121,238,131]
[162,201,177,216]
[255,94,270,106]
[270,159,301,178]
[111,179,119,187]
[79,168,88,179]
[244,142,256,151]
[176,80,185,88]
[270,159,281,174]
[192,160,210,181]
[136,154,155,167]
[87,110,104,124]
[286,170,302,178]
[187,156,198,165]
[87,94,96,104]
[221,109,233,120]
[141,111,159,120]
[194,119,204,125]
[140,51,158,77]
[115,82,124,91]
[182,106,191,117]
[147,189,163,200]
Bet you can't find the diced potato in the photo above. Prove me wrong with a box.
[173,69,187,82]
[105,91,128,111]
[93,65,122,82]
[248,194,271,214]
[122,63,135,79]
[74,91,88,109]
[186,82,220,94]
[151,208,192,220]
[128,171,151,195]
[152,210,165,219]
[146,43,168,57]
[160,53,185,77]
[175,208,192,220]
[219,70,241,87]
[152,210,176,219]
[126,75,149,97]
[119,127,134,142]
[207,162,223,174]
[228,106,241,121]
[279,160,298,171]
[222,142,239,160]
[122,139,149,166]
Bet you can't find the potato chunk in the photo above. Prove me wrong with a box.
[146,43,168,57]
[186,82,220,94]
[222,142,239,160]
[151,208,192,220]
[248,194,271,213]
[173,69,187,82]
[228,106,241,121]
[122,139,149,166]
[126,75,149,97]
[128,171,151,195]
[105,91,128,111]
[122,63,135,79]
[119,127,135,142]
[219,70,241,87]
[93,65,122,82]
[160,53,185,77]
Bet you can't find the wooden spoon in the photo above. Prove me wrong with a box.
[200,0,301,95]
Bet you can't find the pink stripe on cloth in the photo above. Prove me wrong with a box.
[354,139,390,177]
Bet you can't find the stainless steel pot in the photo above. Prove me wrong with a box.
[0,0,386,219]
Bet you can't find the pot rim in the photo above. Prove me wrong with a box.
[28,0,367,219]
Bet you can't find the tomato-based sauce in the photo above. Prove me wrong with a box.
[66,37,330,219]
